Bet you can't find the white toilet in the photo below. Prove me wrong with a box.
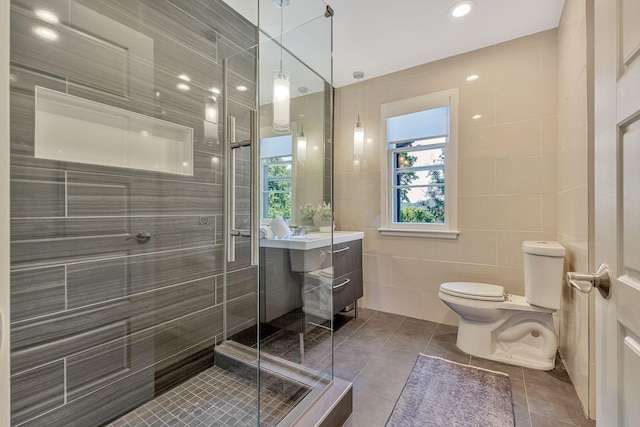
[438,241,566,371]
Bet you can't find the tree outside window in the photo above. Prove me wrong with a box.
[262,156,292,219]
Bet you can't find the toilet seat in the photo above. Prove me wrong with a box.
[440,282,505,302]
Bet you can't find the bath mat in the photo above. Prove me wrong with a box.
[385,355,515,427]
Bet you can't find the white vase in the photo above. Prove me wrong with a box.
[313,213,332,228]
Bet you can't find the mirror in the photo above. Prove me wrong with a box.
[259,31,329,227]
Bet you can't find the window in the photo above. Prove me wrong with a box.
[379,89,459,238]
[260,135,293,220]
[261,155,292,219]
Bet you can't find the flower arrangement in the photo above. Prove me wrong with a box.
[300,203,316,221]
[315,202,332,221]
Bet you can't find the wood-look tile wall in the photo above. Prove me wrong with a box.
[9,0,258,425]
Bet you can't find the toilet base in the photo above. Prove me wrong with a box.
[456,312,558,371]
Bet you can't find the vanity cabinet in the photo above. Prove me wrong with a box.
[292,238,363,317]
[330,239,363,314]
[260,231,364,324]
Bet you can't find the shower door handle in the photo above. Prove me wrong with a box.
[227,115,237,263]
[226,111,259,266]
[249,109,259,267]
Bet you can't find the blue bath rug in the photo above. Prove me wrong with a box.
[385,354,515,427]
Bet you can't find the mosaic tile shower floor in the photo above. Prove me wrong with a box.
[107,364,309,427]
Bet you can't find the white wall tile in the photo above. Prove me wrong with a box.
[334,30,559,330]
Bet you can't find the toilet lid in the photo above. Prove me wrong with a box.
[440,282,506,302]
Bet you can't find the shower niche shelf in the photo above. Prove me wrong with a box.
[34,86,194,175]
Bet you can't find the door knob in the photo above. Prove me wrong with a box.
[566,264,611,299]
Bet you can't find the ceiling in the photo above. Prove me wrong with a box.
[222,0,565,88]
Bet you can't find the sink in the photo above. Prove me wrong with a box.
[260,231,364,250]
[288,233,330,240]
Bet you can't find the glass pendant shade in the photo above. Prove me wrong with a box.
[297,125,307,163]
[205,96,218,123]
[273,71,290,134]
[353,115,364,159]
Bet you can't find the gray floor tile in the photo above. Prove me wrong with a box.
[514,402,532,427]
[355,308,377,321]
[351,389,396,427]
[526,382,584,424]
[333,350,371,382]
[348,314,591,426]
[375,335,427,365]
[431,323,459,344]
[356,312,406,336]
[106,365,307,427]
[423,338,471,364]
[335,332,391,359]
[352,356,413,402]
[470,356,525,380]
[510,378,528,410]
[394,317,439,340]
[106,311,594,427]
[530,412,575,427]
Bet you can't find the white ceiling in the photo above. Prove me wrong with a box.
[223,0,565,88]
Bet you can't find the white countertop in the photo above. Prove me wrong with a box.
[259,230,364,250]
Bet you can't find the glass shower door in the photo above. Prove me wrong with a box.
[219,0,335,424]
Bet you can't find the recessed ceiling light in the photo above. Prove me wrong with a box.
[34,9,59,24]
[210,87,221,95]
[466,74,479,82]
[33,26,59,42]
[450,0,476,18]
[178,74,191,82]
[236,85,248,92]
[472,114,482,120]
[176,83,190,91]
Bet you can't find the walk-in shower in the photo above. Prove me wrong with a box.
[8,0,335,425]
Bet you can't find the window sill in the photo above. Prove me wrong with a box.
[377,228,460,239]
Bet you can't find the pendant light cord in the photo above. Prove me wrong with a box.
[279,3,283,72]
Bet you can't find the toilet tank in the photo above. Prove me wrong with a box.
[522,241,566,310]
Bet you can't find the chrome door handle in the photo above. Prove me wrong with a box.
[566,264,611,299]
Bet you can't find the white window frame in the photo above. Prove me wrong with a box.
[379,88,459,239]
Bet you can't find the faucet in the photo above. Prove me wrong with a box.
[292,226,309,236]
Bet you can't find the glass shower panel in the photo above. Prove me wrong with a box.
[9,0,259,425]
[257,0,335,414]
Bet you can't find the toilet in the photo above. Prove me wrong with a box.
[438,241,566,371]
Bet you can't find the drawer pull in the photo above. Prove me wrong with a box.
[333,278,350,290]
[326,246,350,255]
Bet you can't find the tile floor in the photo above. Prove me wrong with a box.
[107,364,309,427]
[338,309,595,427]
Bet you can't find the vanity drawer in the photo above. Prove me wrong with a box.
[332,239,362,278]
[332,269,362,315]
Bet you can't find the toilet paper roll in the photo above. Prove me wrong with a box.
[270,216,292,239]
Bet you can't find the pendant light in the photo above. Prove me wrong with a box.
[204,92,218,144]
[273,0,290,134]
[353,114,364,159]
[297,124,307,163]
